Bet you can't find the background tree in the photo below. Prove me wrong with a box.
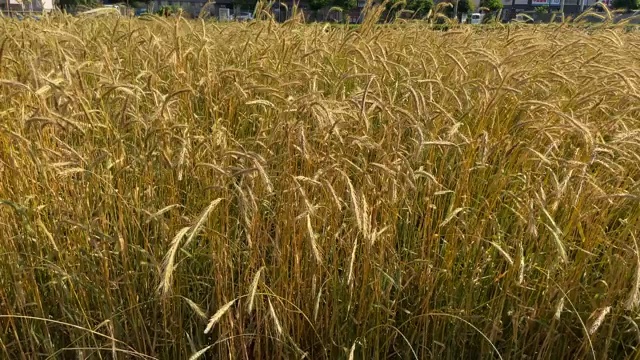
[444,0,473,19]
[384,0,402,19]
[535,4,549,13]
[232,0,256,15]
[332,0,356,12]
[384,0,432,20]
[309,0,330,20]
[156,4,181,16]
[479,0,502,11]
[406,0,434,17]
[130,0,151,12]
[611,0,639,10]
[331,0,356,21]
[456,0,473,13]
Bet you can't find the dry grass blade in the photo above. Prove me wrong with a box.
[184,198,224,247]
[540,205,568,263]
[306,214,323,265]
[158,227,191,295]
[183,297,208,320]
[268,298,283,336]
[247,266,265,313]
[347,238,358,286]
[342,172,363,233]
[626,233,640,311]
[347,340,358,360]
[188,345,214,360]
[78,7,121,16]
[486,240,513,266]
[588,306,611,335]
[145,204,184,223]
[554,296,565,320]
[36,218,59,252]
[204,300,236,334]
[439,208,466,228]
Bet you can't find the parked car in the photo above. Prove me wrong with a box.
[134,8,149,16]
[513,13,534,23]
[234,12,254,21]
[470,13,484,24]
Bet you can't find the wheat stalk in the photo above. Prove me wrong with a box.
[247,266,265,313]
[158,227,191,295]
[204,299,236,334]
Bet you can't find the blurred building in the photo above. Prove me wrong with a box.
[0,0,54,12]
[502,0,606,15]
[146,0,369,21]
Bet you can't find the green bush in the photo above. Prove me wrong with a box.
[332,0,357,10]
[309,0,330,12]
[156,4,182,16]
[535,5,549,13]
[384,0,434,19]
[611,0,639,10]
[480,0,502,11]
[407,0,435,17]
[456,0,474,14]
[443,0,474,19]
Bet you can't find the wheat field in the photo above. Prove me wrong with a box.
[1,9,640,359]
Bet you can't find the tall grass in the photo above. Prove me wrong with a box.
[1,11,640,359]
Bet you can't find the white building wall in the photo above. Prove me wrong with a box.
[8,0,54,11]
[40,0,53,11]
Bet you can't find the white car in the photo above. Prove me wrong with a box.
[470,13,484,24]
[235,12,254,21]
[513,13,534,23]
